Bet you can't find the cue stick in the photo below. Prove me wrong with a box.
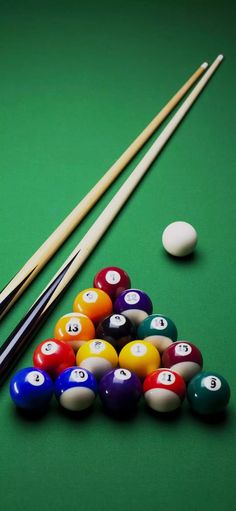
[0,62,208,320]
[0,55,223,384]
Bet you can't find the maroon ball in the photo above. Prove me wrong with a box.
[93,266,131,301]
[162,341,203,382]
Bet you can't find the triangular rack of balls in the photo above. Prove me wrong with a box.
[10,266,230,417]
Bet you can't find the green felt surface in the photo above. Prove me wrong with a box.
[0,1,235,510]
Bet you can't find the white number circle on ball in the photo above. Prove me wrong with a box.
[157,371,176,385]
[151,317,168,330]
[66,319,82,336]
[124,291,140,305]
[41,341,58,355]
[203,376,221,391]
[131,343,147,357]
[83,291,98,303]
[114,368,131,381]
[110,314,126,327]
[70,369,88,383]
[90,340,105,353]
[105,271,121,285]
[175,343,192,356]
[27,371,45,386]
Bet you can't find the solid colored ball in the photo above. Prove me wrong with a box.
[54,367,97,412]
[73,288,113,325]
[96,313,136,350]
[33,338,76,379]
[9,367,54,411]
[162,341,203,381]
[143,368,186,412]
[99,368,142,415]
[76,339,118,379]
[114,289,153,325]
[187,371,230,415]
[119,340,160,380]
[137,314,177,353]
[54,312,95,351]
[93,266,131,301]
[162,221,197,257]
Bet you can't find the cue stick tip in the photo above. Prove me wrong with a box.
[201,62,208,69]
[217,54,224,62]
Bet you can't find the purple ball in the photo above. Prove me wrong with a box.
[113,288,153,325]
[99,368,142,415]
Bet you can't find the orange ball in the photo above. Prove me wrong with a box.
[54,312,95,351]
[73,288,113,325]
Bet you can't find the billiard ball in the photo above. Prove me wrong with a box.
[54,367,97,412]
[99,368,142,415]
[93,266,131,301]
[33,338,76,379]
[162,221,198,257]
[114,289,153,325]
[73,288,113,325]
[119,340,160,380]
[162,341,203,381]
[76,339,118,379]
[143,369,186,412]
[137,314,177,353]
[96,313,136,350]
[9,367,54,411]
[54,312,95,351]
[187,371,230,415]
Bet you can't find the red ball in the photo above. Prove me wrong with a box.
[33,338,76,380]
[162,341,203,382]
[143,368,186,412]
[93,266,131,301]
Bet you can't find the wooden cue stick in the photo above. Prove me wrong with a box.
[0,55,223,384]
[0,62,208,321]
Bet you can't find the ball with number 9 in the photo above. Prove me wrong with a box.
[187,371,230,415]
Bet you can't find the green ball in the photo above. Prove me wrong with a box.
[137,314,178,353]
[187,371,230,415]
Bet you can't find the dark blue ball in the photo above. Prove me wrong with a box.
[99,368,142,415]
[54,366,98,411]
[10,367,54,411]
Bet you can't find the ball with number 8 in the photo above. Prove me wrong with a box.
[54,313,95,351]
[76,339,118,380]
[162,341,203,381]
[143,368,186,412]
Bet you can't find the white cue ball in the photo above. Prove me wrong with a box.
[162,221,198,257]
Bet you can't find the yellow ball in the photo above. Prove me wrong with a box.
[119,340,161,380]
[76,339,118,380]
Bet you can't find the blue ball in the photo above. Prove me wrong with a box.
[10,367,54,411]
[99,368,142,415]
[54,366,98,411]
